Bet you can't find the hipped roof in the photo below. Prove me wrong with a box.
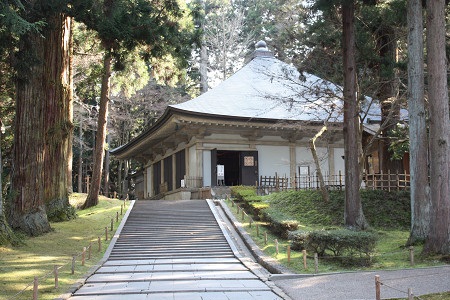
[111,42,380,158]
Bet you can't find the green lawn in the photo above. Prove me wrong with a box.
[0,194,127,300]
[224,196,446,274]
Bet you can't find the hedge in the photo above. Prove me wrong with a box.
[261,208,299,238]
[288,229,378,261]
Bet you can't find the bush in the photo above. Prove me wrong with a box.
[289,229,378,260]
[261,208,299,238]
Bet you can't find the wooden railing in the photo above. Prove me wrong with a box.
[257,171,410,195]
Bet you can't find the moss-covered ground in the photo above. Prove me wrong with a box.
[0,193,127,300]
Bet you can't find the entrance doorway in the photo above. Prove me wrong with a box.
[212,150,258,186]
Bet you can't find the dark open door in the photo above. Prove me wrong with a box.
[153,161,161,195]
[211,148,217,186]
[175,149,186,189]
[240,151,258,186]
[164,156,173,191]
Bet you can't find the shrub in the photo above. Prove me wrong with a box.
[289,229,378,261]
[261,208,299,238]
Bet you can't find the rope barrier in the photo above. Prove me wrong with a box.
[5,202,126,300]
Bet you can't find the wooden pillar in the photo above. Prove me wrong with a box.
[289,143,296,187]
[172,153,176,191]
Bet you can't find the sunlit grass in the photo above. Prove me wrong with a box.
[0,193,128,300]
[224,198,446,275]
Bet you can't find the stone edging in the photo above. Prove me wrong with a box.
[216,199,293,275]
[56,200,136,300]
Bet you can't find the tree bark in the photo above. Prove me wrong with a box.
[376,25,402,174]
[43,14,75,221]
[200,41,209,93]
[309,125,329,203]
[10,30,51,236]
[103,133,110,196]
[82,52,112,209]
[77,114,83,193]
[423,0,450,255]
[407,0,430,245]
[342,0,369,230]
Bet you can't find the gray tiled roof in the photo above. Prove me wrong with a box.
[171,51,360,122]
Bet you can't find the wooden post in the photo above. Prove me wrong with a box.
[388,169,391,192]
[314,253,318,274]
[86,175,90,195]
[409,246,415,266]
[249,217,252,228]
[241,209,245,221]
[33,276,38,300]
[339,170,342,190]
[302,250,307,269]
[110,218,114,231]
[116,211,119,222]
[408,288,414,300]
[71,255,76,275]
[236,205,239,214]
[105,227,108,241]
[54,265,59,289]
[287,245,291,264]
[275,239,279,255]
[397,172,400,191]
[98,236,101,252]
[82,247,86,266]
[375,275,381,300]
[256,223,259,237]
[231,200,234,207]
[264,232,268,245]
[120,204,123,215]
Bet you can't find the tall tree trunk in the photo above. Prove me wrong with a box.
[342,0,369,230]
[103,134,110,197]
[118,160,123,197]
[66,17,74,194]
[82,52,112,209]
[200,41,209,93]
[309,125,329,203]
[77,114,83,193]
[407,0,430,244]
[43,14,75,221]
[376,25,402,174]
[0,123,18,245]
[9,31,51,236]
[423,0,450,255]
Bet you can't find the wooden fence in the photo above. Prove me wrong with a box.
[257,171,410,194]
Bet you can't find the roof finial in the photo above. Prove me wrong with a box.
[255,40,268,51]
[246,39,273,62]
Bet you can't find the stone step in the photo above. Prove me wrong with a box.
[86,270,257,283]
[102,257,242,266]
[73,279,271,296]
[69,291,280,300]
[96,263,248,273]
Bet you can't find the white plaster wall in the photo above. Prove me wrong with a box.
[333,147,345,174]
[257,145,291,177]
[203,150,211,187]
[296,147,329,174]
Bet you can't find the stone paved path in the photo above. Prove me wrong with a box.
[68,200,283,299]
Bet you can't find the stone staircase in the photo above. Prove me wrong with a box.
[68,200,281,299]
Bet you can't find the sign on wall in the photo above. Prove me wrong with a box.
[244,156,254,167]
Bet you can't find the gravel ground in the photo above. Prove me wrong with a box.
[270,266,450,300]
